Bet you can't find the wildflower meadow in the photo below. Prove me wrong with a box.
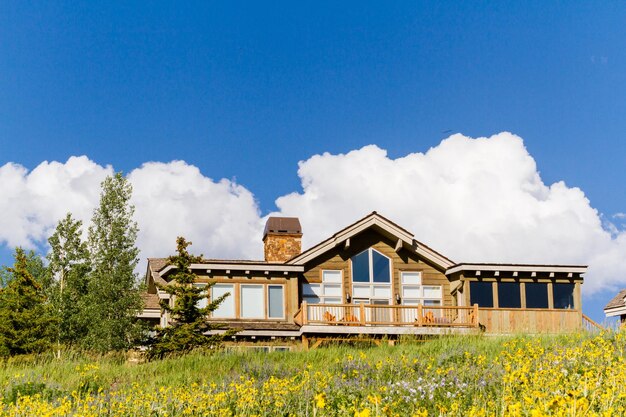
[1,332,625,416]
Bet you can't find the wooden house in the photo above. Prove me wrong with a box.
[140,212,593,348]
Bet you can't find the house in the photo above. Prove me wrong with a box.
[140,212,591,348]
[603,289,626,324]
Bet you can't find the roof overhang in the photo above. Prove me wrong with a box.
[286,212,455,270]
[604,305,626,318]
[159,262,304,277]
[447,263,587,277]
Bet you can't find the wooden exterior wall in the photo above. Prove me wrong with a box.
[300,229,451,306]
[193,272,299,324]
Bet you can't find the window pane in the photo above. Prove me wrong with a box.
[553,283,575,309]
[423,286,442,298]
[324,284,342,297]
[402,299,420,306]
[241,285,264,318]
[525,283,549,308]
[402,272,421,285]
[372,250,391,283]
[322,270,342,283]
[352,250,370,282]
[423,300,441,306]
[352,285,370,298]
[303,283,321,296]
[304,295,320,304]
[324,297,341,304]
[498,282,521,308]
[268,286,284,319]
[402,286,421,299]
[470,281,494,307]
[212,284,234,318]
[372,285,391,298]
[194,284,208,309]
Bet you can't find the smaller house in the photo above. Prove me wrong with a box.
[604,289,626,323]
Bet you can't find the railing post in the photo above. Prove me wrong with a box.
[302,301,308,325]
[417,304,423,327]
[473,303,479,327]
[359,303,366,325]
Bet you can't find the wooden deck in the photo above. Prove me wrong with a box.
[295,302,585,334]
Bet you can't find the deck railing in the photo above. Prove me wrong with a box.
[301,301,479,328]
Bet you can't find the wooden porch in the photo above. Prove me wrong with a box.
[294,301,587,334]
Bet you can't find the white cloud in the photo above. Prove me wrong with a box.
[0,132,624,295]
[0,156,112,248]
[275,133,626,294]
[128,161,263,261]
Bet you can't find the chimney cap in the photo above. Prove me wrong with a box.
[263,217,302,239]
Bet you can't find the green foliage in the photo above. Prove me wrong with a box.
[147,237,235,359]
[0,250,49,290]
[0,248,56,356]
[47,213,91,348]
[82,172,143,352]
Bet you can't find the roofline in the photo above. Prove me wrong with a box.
[604,305,626,317]
[159,262,304,277]
[286,211,455,270]
[446,263,588,275]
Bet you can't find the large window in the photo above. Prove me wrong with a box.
[241,284,265,319]
[553,283,575,309]
[400,272,442,306]
[303,270,342,304]
[525,283,549,308]
[352,249,391,283]
[194,283,209,309]
[211,284,234,318]
[268,285,285,319]
[351,249,392,304]
[470,281,494,307]
[498,282,521,308]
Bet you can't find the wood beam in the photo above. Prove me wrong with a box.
[344,238,350,249]
[395,238,403,253]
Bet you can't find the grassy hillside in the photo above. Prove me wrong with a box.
[1,332,624,416]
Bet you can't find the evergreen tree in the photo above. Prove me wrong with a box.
[82,172,143,352]
[0,248,56,356]
[47,213,91,352]
[147,237,234,359]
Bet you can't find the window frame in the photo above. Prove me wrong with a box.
[210,283,235,318]
[267,284,286,319]
[400,271,442,306]
[303,269,343,304]
[350,249,393,304]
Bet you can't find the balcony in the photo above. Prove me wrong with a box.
[294,302,587,335]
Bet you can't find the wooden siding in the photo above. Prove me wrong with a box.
[301,229,452,306]
[477,308,582,333]
[194,272,299,324]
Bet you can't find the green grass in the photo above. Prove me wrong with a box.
[0,333,579,394]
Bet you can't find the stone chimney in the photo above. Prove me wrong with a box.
[263,217,302,263]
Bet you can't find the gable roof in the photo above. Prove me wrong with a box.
[286,211,455,270]
[604,289,626,316]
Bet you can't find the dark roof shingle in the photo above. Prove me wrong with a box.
[604,289,626,310]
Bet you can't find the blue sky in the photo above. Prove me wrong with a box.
[1,2,625,322]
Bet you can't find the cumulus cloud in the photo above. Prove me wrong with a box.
[0,156,112,248]
[275,133,626,294]
[0,132,624,295]
[0,157,263,262]
[128,161,263,261]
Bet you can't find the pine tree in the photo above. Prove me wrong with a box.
[47,213,91,353]
[82,172,143,352]
[147,237,234,359]
[0,248,56,356]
